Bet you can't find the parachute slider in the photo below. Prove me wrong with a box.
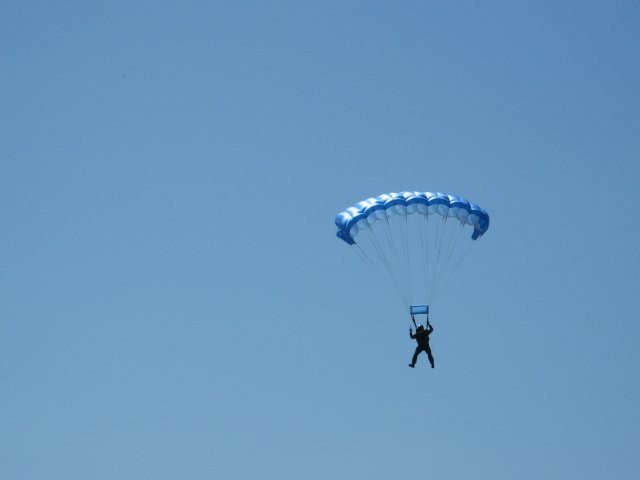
[410,304,429,316]
[411,304,430,329]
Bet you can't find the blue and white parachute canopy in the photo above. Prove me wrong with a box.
[335,191,490,245]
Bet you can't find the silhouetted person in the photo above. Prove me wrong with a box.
[408,318,434,368]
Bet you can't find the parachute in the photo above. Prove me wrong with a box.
[335,191,489,318]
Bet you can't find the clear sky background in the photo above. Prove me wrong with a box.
[2,1,639,479]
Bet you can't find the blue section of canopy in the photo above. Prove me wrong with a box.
[335,191,490,245]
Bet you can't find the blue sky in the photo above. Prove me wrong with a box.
[2,1,639,479]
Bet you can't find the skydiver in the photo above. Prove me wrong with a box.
[408,317,435,368]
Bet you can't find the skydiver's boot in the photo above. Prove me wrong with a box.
[408,363,415,368]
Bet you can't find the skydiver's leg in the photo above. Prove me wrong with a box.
[425,346,435,368]
[410,347,422,367]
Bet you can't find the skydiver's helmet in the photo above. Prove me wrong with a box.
[416,325,425,332]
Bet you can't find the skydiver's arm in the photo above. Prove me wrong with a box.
[427,324,434,334]
[409,329,416,339]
